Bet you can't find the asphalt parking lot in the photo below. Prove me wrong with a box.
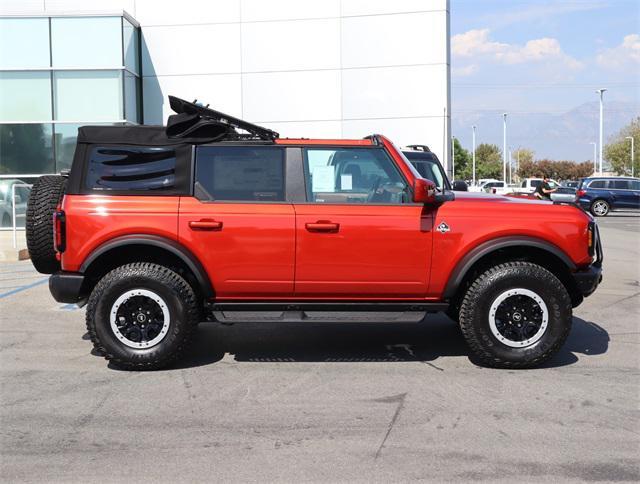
[1,213,639,483]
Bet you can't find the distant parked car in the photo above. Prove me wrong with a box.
[452,180,468,191]
[576,177,640,216]
[550,186,577,203]
[401,145,450,191]
[513,178,561,194]
[482,180,511,195]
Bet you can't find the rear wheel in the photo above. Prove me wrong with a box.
[26,175,66,274]
[459,261,572,368]
[590,199,609,217]
[86,263,200,370]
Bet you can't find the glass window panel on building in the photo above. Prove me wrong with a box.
[124,71,141,123]
[0,18,51,69]
[0,124,54,175]
[53,123,81,172]
[123,18,140,75]
[51,17,123,68]
[0,72,52,122]
[54,70,123,121]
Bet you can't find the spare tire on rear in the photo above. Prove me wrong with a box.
[26,175,66,274]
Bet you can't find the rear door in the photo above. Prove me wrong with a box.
[293,146,432,299]
[609,179,635,208]
[178,145,295,298]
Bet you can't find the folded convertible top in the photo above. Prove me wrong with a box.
[77,96,279,146]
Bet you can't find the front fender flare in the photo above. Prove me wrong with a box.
[443,236,576,299]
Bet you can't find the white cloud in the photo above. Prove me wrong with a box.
[452,29,583,70]
[596,34,640,69]
[452,64,478,77]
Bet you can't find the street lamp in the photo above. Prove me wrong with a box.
[508,148,512,184]
[451,136,456,180]
[626,136,635,177]
[589,142,597,174]
[596,88,607,174]
[472,125,477,186]
[502,113,508,182]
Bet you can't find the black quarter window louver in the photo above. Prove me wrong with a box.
[87,146,177,191]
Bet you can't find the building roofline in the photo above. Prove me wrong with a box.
[0,10,139,27]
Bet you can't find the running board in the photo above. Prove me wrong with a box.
[206,302,448,323]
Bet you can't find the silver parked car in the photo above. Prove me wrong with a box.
[550,186,577,203]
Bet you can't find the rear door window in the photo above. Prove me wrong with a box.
[610,180,631,189]
[195,146,285,202]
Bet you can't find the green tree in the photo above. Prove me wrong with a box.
[474,143,503,179]
[604,117,639,176]
[512,148,534,166]
[452,137,471,180]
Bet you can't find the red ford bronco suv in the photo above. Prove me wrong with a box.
[26,97,603,370]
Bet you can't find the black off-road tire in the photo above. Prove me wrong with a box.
[459,261,572,368]
[86,263,200,370]
[26,175,66,274]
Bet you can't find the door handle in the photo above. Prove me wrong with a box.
[189,220,223,231]
[305,221,340,232]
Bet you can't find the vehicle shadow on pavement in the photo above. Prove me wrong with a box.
[541,317,609,368]
[161,315,609,370]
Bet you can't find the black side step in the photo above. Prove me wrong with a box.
[206,302,448,324]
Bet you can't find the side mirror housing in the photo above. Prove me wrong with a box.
[413,178,437,204]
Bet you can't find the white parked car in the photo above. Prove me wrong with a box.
[514,178,561,194]
[0,179,31,228]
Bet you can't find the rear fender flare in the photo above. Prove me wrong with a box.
[80,234,213,298]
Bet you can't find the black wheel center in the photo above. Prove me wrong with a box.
[495,295,544,342]
[115,295,164,344]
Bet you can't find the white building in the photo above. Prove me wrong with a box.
[0,0,450,186]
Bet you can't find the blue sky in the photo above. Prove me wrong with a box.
[450,0,639,159]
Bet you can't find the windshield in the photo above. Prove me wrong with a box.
[402,151,450,190]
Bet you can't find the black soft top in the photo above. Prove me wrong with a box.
[77,96,279,146]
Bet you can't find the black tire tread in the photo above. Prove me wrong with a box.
[26,175,66,274]
[85,262,199,370]
[459,261,572,369]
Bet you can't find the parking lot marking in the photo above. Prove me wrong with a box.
[0,277,48,299]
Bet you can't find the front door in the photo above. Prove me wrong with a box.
[294,146,432,298]
[178,145,295,299]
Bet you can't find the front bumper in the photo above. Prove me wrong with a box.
[572,222,603,298]
[49,271,85,304]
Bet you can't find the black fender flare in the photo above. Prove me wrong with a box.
[80,234,214,298]
[443,236,576,299]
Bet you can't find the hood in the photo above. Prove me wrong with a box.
[452,191,548,205]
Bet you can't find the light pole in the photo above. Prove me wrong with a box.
[626,136,635,177]
[451,136,456,180]
[589,142,597,174]
[508,148,512,184]
[472,125,477,186]
[596,88,606,174]
[502,113,508,182]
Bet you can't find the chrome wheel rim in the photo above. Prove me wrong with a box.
[593,201,608,216]
[110,289,170,349]
[488,288,549,348]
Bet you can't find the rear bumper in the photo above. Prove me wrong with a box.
[49,271,85,304]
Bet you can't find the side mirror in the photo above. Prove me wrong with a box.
[413,178,437,204]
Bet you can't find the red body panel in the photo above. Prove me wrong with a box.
[61,195,179,272]
[60,138,594,304]
[275,138,373,146]
[293,204,433,298]
[177,197,295,298]
[426,192,593,297]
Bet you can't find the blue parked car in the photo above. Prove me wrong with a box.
[576,177,640,216]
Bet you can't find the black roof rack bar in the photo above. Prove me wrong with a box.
[169,95,279,141]
[405,144,431,152]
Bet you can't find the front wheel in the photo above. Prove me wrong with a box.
[86,263,200,370]
[590,199,610,217]
[459,261,572,368]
